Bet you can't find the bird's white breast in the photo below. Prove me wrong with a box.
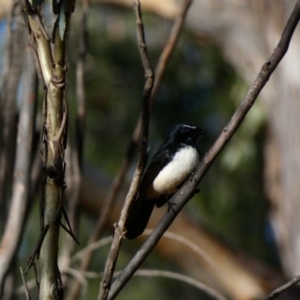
[150,146,199,197]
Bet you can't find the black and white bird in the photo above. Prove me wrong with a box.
[125,124,206,239]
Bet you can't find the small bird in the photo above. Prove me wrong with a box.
[125,124,206,239]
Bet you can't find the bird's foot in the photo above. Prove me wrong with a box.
[167,201,177,213]
[190,172,197,183]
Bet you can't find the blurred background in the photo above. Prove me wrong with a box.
[1,0,300,299]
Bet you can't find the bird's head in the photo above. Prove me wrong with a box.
[168,124,207,145]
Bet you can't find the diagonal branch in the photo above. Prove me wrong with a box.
[263,274,300,300]
[97,1,154,299]
[107,1,300,299]
[151,0,192,101]
[66,2,191,297]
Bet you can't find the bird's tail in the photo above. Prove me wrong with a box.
[125,196,155,239]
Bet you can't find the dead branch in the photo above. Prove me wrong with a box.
[107,1,300,299]
[263,274,300,300]
[0,36,36,296]
[67,1,192,297]
[19,0,76,298]
[97,1,154,299]
[0,0,24,231]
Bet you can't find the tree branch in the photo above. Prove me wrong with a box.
[19,0,75,298]
[0,36,37,296]
[151,0,192,101]
[66,2,190,298]
[263,274,300,300]
[20,267,31,300]
[0,0,24,235]
[59,0,89,285]
[133,269,227,300]
[97,1,154,299]
[107,1,300,298]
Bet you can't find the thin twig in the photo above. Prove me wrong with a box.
[63,268,88,287]
[60,206,80,244]
[16,279,36,297]
[61,0,89,296]
[97,1,154,299]
[33,263,39,291]
[72,267,227,300]
[107,1,300,299]
[151,0,192,102]
[134,269,227,300]
[26,225,50,273]
[68,2,192,297]
[66,160,130,299]
[71,236,113,263]
[18,264,226,300]
[60,221,80,245]
[67,1,193,298]
[143,229,218,272]
[63,268,99,280]
[20,267,31,300]
[88,0,191,246]
[263,274,300,300]
[59,141,81,284]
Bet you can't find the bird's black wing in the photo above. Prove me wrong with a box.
[139,142,175,194]
[125,142,175,239]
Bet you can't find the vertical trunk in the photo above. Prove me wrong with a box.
[19,0,75,298]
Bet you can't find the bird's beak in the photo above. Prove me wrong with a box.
[197,128,208,137]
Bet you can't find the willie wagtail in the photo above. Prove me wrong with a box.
[125,124,206,239]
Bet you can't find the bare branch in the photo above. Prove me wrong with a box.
[19,0,75,298]
[74,0,189,277]
[20,267,31,300]
[143,229,218,272]
[263,274,300,300]
[26,225,50,273]
[59,0,89,292]
[67,0,197,298]
[97,1,154,299]
[134,269,227,300]
[75,0,190,258]
[151,0,192,101]
[0,41,37,295]
[0,1,25,232]
[71,236,113,263]
[65,0,193,298]
[107,1,300,299]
